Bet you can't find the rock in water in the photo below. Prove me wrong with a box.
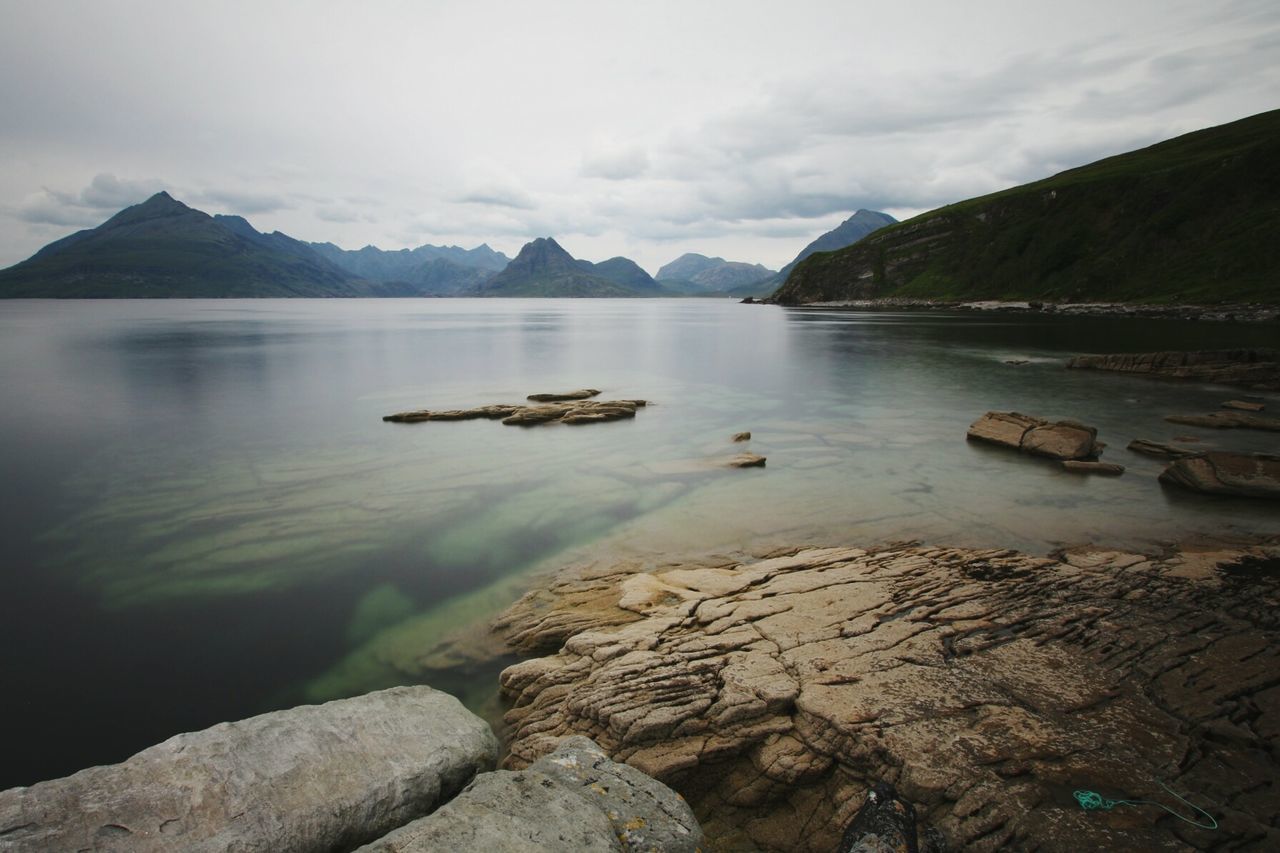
[967,411,1103,460]
[1223,400,1265,412]
[527,389,601,402]
[1066,349,1280,390]
[355,736,702,853]
[728,452,766,468]
[1061,460,1125,476]
[1158,452,1280,499]
[0,686,498,853]
[965,411,1044,450]
[1126,439,1201,459]
[836,783,926,853]
[731,431,752,442]
[1165,411,1280,431]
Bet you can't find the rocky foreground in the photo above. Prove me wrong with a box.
[496,540,1280,851]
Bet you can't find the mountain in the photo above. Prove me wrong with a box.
[0,193,366,298]
[309,241,508,294]
[655,253,775,294]
[775,210,897,282]
[477,238,658,297]
[772,110,1280,306]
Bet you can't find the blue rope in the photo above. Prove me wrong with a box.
[1073,781,1217,830]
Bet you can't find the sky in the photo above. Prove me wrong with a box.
[1,0,1278,275]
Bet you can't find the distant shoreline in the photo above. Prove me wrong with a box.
[760,297,1280,323]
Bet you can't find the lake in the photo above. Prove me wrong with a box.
[1,298,1276,788]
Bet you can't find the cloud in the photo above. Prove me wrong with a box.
[581,141,650,180]
[16,173,167,226]
[193,188,291,215]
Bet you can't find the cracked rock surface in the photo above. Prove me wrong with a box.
[496,541,1280,851]
[0,686,498,853]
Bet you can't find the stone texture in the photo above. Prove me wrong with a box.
[384,399,647,427]
[356,736,701,853]
[1165,411,1280,431]
[496,541,1280,851]
[728,453,767,468]
[0,686,498,853]
[967,411,1103,460]
[1061,460,1125,475]
[1159,452,1280,499]
[1066,348,1280,390]
[527,389,601,402]
[732,432,752,443]
[1126,439,1201,459]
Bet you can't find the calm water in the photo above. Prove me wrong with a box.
[1,298,1276,787]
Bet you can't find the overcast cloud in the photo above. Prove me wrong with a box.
[1,0,1277,272]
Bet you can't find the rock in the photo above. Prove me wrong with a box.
[1158,452,1280,499]
[965,411,1045,450]
[496,541,1280,851]
[1223,400,1265,412]
[731,431,752,443]
[1061,460,1125,475]
[1003,359,1029,366]
[728,453,766,468]
[0,686,498,853]
[385,399,647,428]
[1021,421,1100,460]
[1126,439,1202,459]
[1066,348,1280,390]
[1165,411,1280,431]
[967,411,1102,459]
[356,736,701,853]
[527,389,601,402]
[836,783,938,853]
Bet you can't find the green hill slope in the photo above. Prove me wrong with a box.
[771,110,1280,305]
[0,193,364,298]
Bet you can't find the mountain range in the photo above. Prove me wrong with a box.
[772,109,1280,305]
[477,237,663,297]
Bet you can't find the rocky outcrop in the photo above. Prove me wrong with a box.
[966,411,1103,460]
[1067,349,1280,390]
[497,542,1280,851]
[0,686,498,853]
[1159,452,1280,499]
[728,453,766,468]
[356,736,702,852]
[527,389,601,402]
[1126,439,1202,459]
[384,399,647,426]
[1165,411,1280,431]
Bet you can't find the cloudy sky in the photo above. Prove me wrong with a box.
[1,0,1277,273]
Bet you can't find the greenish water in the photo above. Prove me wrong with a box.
[0,298,1276,787]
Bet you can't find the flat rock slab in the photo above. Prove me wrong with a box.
[385,399,647,427]
[967,411,1102,460]
[356,736,702,853]
[1159,451,1280,499]
[1223,400,1265,412]
[1127,439,1202,459]
[728,452,766,468]
[1067,348,1280,390]
[496,541,1280,851]
[1165,411,1280,431]
[1061,460,1125,475]
[0,686,498,853]
[527,389,601,402]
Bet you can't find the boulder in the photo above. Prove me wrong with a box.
[0,686,498,853]
[1061,460,1125,475]
[728,453,766,468]
[1158,452,1280,499]
[1165,411,1280,432]
[355,736,702,853]
[965,411,1044,450]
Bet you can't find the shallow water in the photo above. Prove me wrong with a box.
[0,298,1275,787]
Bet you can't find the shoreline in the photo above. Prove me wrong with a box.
[757,297,1280,323]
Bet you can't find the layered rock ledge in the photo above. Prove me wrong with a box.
[1066,349,1280,390]
[966,411,1103,460]
[496,541,1280,851]
[384,398,647,426]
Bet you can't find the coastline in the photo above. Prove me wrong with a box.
[758,297,1280,323]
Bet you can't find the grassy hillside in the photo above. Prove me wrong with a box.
[772,110,1280,305]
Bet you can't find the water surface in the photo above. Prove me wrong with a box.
[1,298,1275,787]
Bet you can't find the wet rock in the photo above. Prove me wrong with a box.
[1061,460,1125,475]
[496,541,1280,851]
[385,399,647,428]
[836,782,939,853]
[1066,348,1280,390]
[356,736,701,853]
[1223,400,1265,412]
[527,389,601,402]
[728,453,766,468]
[1165,411,1280,431]
[1159,452,1280,499]
[967,411,1102,459]
[1126,439,1202,459]
[731,431,752,443]
[0,686,498,853]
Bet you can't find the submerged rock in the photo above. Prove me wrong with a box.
[0,686,498,853]
[1066,348,1280,390]
[527,389,601,402]
[1165,411,1280,431]
[496,541,1280,850]
[966,411,1103,460]
[1158,452,1280,499]
[731,431,752,443]
[1223,399,1265,412]
[728,452,767,468]
[1061,460,1125,475]
[385,398,647,427]
[1126,438,1202,459]
[356,736,702,853]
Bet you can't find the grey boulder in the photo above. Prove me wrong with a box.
[357,736,702,853]
[0,686,498,853]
